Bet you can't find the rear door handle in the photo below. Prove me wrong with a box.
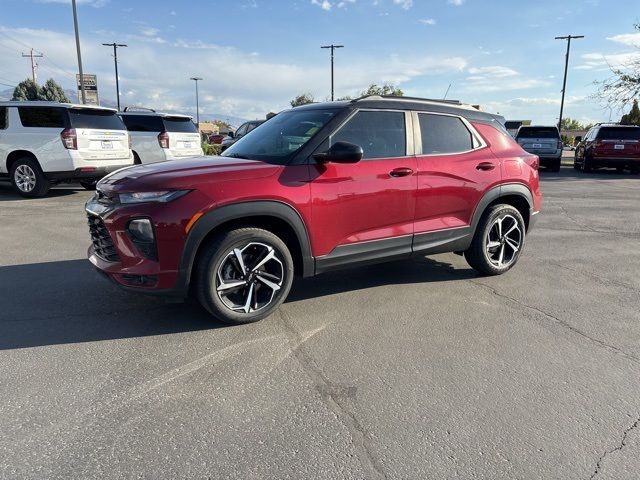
[389,167,414,177]
[476,162,495,171]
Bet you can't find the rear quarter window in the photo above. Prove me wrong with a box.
[162,117,197,133]
[516,127,559,139]
[18,107,67,128]
[121,115,164,132]
[419,113,474,154]
[68,109,125,130]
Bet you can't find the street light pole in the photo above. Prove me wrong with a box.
[71,0,86,104]
[555,35,584,131]
[321,44,344,101]
[102,42,127,111]
[190,77,202,127]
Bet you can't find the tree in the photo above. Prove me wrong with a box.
[12,79,41,101]
[360,83,404,97]
[290,93,314,107]
[40,78,70,102]
[620,99,640,125]
[595,23,640,109]
[11,78,69,102]
[559,117,584,130]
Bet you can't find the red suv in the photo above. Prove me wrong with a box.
[574,124,640,173]
[86,96,542,324]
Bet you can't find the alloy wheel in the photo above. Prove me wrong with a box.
[14,164,37,193]
[485,214,522,268]
[216,242,284,313]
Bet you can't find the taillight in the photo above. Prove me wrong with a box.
[557,139,563,149]
[158,131,169,149]
[61,128,77,150]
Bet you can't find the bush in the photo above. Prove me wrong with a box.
[202,142,222,156]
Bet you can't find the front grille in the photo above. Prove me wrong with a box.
[87,214,120,262]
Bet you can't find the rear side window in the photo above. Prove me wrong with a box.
[18,107,66,128]
[121,114,164,132]
[332,110,406,159]
[597,127,640,140]
[516,127,559,139]
[419,113,474,154]
[163,117,197,133]
[0,107,7,129]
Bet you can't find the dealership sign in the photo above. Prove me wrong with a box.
[76,74,99,105]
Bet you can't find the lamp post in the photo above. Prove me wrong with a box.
[555,35,584,130]
[102,42,127,111]
[71,0,86,104]
[321,44,344,101]
[190,77,202,128]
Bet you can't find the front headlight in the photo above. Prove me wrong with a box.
[119,190,190,204]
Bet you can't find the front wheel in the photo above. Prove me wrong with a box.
[465,204,526,276]
[195,227,294,324]
[10,157,50,198]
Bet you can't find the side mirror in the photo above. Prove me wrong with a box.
[313,141,363,164]
[227,131,235,138]
[575,136,582,143]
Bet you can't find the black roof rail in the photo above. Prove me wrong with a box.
[352,95,463,106]
[122,106,156,113]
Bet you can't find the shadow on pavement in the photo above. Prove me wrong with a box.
[0,256,476,350]
[0,183,85,201]
[540,168,640,182]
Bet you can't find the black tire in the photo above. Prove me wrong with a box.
[195,227,294,324]
[465,204,526,276]
[133,152,142,165]
[550,160,561,173]
[616,166,625,173]
[79,179,98,190]
[630,165,640,175]
[10,157,50,198]
[582,153,593,173]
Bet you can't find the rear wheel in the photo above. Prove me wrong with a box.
[582,154,593,173]
[195,227,294,324]
[630,165,640,175]
[465,204,525,276]
[550,159,561,173]
[10,157,50,198]
[133,152,142,165]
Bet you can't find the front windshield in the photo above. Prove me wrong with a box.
[221,108,337,164]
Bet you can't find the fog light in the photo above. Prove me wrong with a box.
[127,218,154,243]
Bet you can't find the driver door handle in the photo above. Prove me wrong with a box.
[476,162,495,171]
[389,167,414,177]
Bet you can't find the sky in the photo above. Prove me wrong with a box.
[0,0,638,125]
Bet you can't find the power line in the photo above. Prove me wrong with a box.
[321,44,344,101]
[22,48,43,83]
[102,42,127,110]
[555,34,584,130]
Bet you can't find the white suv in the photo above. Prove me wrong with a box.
[119,109,203,164]
[0,101,133,197]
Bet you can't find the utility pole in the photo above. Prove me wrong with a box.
[71,0,86,104]
[102,42,127,111]
[555,34,584,131]
[321,44,344,101]
[21,48,43,83]
[190,77,202,127]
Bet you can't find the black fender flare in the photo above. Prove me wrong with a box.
[175,200,314,294]
[470,183,534,234]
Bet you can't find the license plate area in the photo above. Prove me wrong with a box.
[183,142,192,149]
[101,140,113,149]
[532,143,542,148]
[614,144,624,150]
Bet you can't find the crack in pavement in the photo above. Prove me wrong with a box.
[468,280,640,366]
[589,416,640,479]
[278,308,387,480]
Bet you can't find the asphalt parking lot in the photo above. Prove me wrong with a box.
[1,168,639,479]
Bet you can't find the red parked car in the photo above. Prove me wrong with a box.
[574,123,640,173]
[207,133,225,145]
[86,96,542,324]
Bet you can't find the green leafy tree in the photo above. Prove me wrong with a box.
[40,78,70,102]
[12,79,41,101]
[360,83,404,97]
[12,78,69,102]
[595,23,640,108]
[290,93,314,107]
[559,117,584,130]
[620,99,640,125]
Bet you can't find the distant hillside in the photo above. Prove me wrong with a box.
[0,88,248,127]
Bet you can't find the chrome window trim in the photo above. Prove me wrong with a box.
[329,108,413,160]
[412,110,488,157]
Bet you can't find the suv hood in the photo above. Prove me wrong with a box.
[99,155,280,192]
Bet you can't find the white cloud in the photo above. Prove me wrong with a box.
[448,0,464,5]
[419,18,436,25]
[311,0,332,10]
[140,27,159,37]
[576,51,640,71]
[606,33,640,47]
[463,66,551,93]
[393,0,412,10]
[467,65,518,78]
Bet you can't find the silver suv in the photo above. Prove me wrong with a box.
[119,109,202,164]
[515,125,562,172]
[0,101,133,197]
